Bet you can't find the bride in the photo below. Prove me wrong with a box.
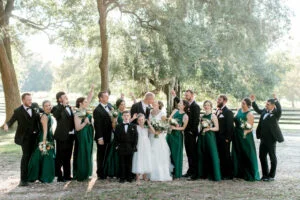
[148,100,172,181]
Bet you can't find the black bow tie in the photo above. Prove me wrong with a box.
[26,107,31,111]
[123,123,130,126]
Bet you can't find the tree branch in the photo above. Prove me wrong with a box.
[11,14,51,31]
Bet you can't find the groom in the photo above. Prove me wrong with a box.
[251,94,284,181]
[130,92,155,124]
[4,93,40,186]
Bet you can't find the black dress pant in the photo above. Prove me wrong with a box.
[55,137,74,179]
[216,136,233,179]
[20,134,37,182]
[96,143,110,178]
[259,141,277,178]
[119,153,133,180]
[184,131,198,176]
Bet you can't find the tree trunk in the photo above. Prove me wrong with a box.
[0,0,21,124]
[97,0,109,91]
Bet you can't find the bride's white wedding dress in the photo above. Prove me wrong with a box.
[149,111,173,181]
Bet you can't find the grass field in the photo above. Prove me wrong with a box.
[0,129,299,200]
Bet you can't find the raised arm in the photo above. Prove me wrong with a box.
[51,104,64,120]
[273,94,282,119]
[86,85,95,105]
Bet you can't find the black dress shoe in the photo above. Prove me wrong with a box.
[119,179,125,183]
[264,177,275,182]
[18,181,29,187]
[261,176,269,181]
[187,175,198,181]
[126,178,133,183]
[57,177,66,182]
[64,177,73,181]
[182,173,191,178]
[97,176,106,180]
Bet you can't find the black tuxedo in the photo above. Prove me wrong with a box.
[184,100,200,177]
[93,103,113,179]
[115,123,138,181]
[216,106,234,179]
[52,104,75,180]
[130,101,151,124]
[6,105,40,182]
[252,100,284,179]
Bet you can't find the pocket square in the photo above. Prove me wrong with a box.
[219,114,224,118]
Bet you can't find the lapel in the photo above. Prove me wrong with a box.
[139,102,146,115]
[21,106,31,121]
[98,103,110,117]
[64,106,72,118]
[217,106,226,118]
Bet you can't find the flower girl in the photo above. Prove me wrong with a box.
[132,114,152,183]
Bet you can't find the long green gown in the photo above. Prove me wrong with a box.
[197,113,221,181]
[28,114,55,183]
[103,111,122,178]
[73,114,94,181]
[166,110,184,178]
[232,109,260,181]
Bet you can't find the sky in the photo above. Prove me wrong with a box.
[25,0,300,65]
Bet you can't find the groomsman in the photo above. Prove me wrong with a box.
[93,91,113,179]
[130,92,155,124]
[251,94,284,181]
[114,110,138,183]
[52,92,75,182]
[216,94,234,179]
[4,93,40,186]
[183,89,200,180]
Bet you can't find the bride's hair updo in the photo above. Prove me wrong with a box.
[158,101,164,110]
[76,97,85,108]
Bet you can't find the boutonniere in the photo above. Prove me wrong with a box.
[270,114,274,117]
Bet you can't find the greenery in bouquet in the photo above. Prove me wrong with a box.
[240,119,253,138]
[74,108,89,119]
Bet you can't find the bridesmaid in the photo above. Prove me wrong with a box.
[73,86,94,181]
[27,100,55,183]
[167,100,189,178]
[232,98,260,181]
[197,100,221,181]
[104,98,126,178]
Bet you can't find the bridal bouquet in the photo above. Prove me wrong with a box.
[151,119,169,138]
[201,118,213,135]
[240,119,253,139]
[39,141,54,156]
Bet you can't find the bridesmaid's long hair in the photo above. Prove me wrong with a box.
[76,97,85,108]
[182,100,189,113]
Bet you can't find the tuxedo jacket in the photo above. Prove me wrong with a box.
[130,101,150,124]
[216,106,234,141]
[114,123,138,155]
[185,101,200,134]
[6,105,40,145]
[52,104,75,141]
[93,103,113,143]
[252,101,284,143]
